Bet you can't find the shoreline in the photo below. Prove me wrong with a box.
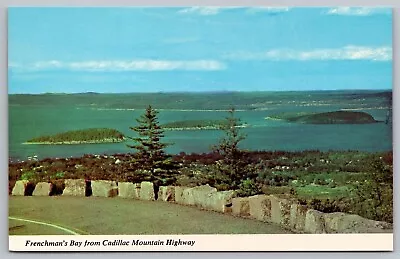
[163,125,249,131]
[23,139,125,145]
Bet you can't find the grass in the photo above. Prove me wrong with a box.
[294,185,352,200]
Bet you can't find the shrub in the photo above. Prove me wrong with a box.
[236,179,261,197]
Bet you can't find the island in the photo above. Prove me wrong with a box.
[162,120,249,130]
[24,128,125,145]
[266,111,380,124]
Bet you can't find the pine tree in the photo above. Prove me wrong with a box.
[213,108,247,187]
[127,105,170,172]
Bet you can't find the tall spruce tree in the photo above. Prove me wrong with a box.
[127,105,170,172]
[213,108,247,187]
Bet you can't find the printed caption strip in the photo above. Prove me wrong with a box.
[10,234,393,251]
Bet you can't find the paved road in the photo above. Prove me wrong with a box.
[9,196,292,235]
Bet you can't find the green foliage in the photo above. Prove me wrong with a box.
[351,159,393,222]
[162,119,248,130]
[127,105,178,180]
[52,171,65,179]
[162,120,225,129]
[27,128,125,143]
[269,111,378,124]
[20,171,36,181]
[213,108,248,188]
[236,178,261,197]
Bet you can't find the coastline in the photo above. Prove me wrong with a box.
[163,125,249,131]
[22,138,125,145]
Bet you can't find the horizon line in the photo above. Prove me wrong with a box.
[8,88,393,95]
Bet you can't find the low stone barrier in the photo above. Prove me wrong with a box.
[207,190,236,213]
[157,186,175,202]
[32,182,52,196]
[191,185,217,208]
[304,209,326,234]
[118,182,140,199]
[63,179,87,196]
[91,180,118,197]
[174,186,187,204]
[289,204,308,232]
[323,212,393,233]
[140,181,155,201]
[15,180,392,233]
[248,195,272,222]
[232,197,250,217]
[181,188,196,206]
[11,180,30,196]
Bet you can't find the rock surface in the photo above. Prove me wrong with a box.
[289,203,308,232]
[11,180,30,196]
[305,209,326,234]
[249,195,272,222]
[140,181,155,201]
[91,180,118,197]
[208,190,236,213]
[63,179,87,196]
[191,185,218,208]
[174,186,187,204]
[157,186,175,202]
[32,182,52,196]
[269,195,291,227]
[324,212,393,233]
[118,182,140,199]
[232,197,250,217]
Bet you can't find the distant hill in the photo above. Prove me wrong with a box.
[9,90,392,111]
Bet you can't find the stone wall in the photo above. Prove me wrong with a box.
[91,180,118,197]
[12,180,392,234]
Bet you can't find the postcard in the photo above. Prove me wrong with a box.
[8,6,393,251]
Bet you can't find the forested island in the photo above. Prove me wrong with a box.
[266,111,380,124]
[162,120,248,130]
[24,128,125,145]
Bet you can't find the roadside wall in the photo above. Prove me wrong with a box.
[11,179,393,234]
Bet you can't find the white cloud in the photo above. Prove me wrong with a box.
[224,46,392,62]
[9,59,227,72]
[177,6,290,15]
[325,7,391,16]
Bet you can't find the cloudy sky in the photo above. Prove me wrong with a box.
[8,7,392,94]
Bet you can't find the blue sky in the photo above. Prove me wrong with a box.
[8,7,392,94]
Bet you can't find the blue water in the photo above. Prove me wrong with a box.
[9,103,392,160]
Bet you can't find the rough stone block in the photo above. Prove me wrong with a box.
[232,197,250,217]
[140,181,155,201]
[191,185,218,208]
[182,187,196,206]
[32,182,52,196]
[269,195,291,227]
[11,180,30,196]
[324,212,393,233]
[290,203,308,232]
[305,209,326,234]
[248,195,272,222]
[174,186,187,204]
[118,182,140,199]
[91,180,118,197]
[63,179,87,196]
[208,190,236,213]
[157,186,175,202]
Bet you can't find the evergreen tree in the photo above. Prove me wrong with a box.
[127,105,170,172]
[213,108,248,187]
